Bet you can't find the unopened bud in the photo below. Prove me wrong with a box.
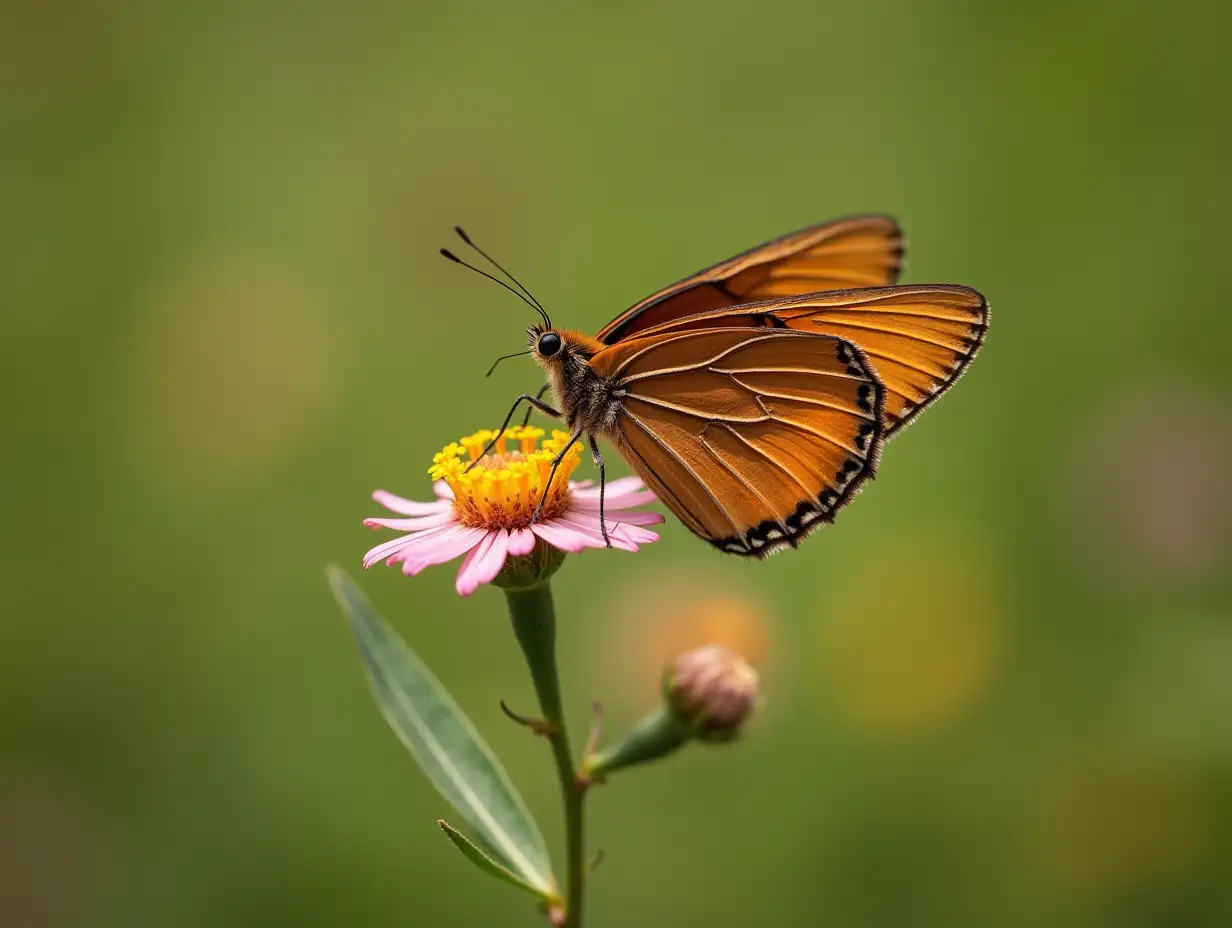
[663,645,759,742]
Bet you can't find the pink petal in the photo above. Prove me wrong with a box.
[474,530,512,581]
[567,511,659,547]
[570,476,645,501]
[614,524,660,545]
[364,510,457,532]
[562,510,662,541]
[401,526,488,576]
[598,516,661,546]
[619,511,665,526]
[433,480,454,500]
[530,520,598,554]
[553,515,640,552]
[507,528,537,556]
[387,522,460,552]
[570,489,659,512]
[565,506,663,526]
[362,530,441,569]
[455,543,484,591]
[372,489,452,516]
[455,530,510,596]
[362,522,464,569]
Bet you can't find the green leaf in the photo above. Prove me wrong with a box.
[327,567,556,898]
[437,819,555,899]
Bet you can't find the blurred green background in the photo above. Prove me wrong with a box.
[3,1,1230,926]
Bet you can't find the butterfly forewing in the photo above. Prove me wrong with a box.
[607,285,987,439]
[590,328,885,557]
[597,215,903,344]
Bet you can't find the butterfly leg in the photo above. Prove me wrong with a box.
[468,393,563,472]
[530,427,583,525]
[520,384,553,428]
[588,434,611,548]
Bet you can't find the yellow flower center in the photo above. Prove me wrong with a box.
[428,427,581,530]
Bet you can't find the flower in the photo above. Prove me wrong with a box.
[663,645,760,742]
[582,644,762,780]
[362,427,664,596]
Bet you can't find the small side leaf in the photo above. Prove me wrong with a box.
[438,820,555,899]
[327,566,556,898]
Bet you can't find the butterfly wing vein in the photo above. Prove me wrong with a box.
[591,327,885,557]
[606,285,988,439]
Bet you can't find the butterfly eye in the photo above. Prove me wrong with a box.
[537,332,562,357]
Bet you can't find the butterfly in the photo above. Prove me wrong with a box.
[442,215,987,557]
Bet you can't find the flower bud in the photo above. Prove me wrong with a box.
[663,644,759,742]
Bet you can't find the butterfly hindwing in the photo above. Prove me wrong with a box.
[597,215,903,344]
[589,327,885,556]
[771,286,987,436]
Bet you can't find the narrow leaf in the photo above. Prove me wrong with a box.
[438,820,554,899]
[327,567,556,897]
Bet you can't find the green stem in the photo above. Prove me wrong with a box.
[584,705,690,779]
[505,583,586,928]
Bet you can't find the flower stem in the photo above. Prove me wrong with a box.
[505,583,587,928]
[584,705,691,779]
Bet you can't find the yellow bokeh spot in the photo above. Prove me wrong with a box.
[817,530,1004,735]
[600,571,772,706]
[431,427,581,530]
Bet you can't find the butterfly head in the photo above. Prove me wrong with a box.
[527,326,603,365]
[527,325,608,424]
[529,326,563,360]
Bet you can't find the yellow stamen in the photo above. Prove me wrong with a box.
[427,428,581,530]
[460,430,498,462]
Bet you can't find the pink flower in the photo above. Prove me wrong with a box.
[363,427,664,596]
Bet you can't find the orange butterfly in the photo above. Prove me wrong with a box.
[442,215,987,557]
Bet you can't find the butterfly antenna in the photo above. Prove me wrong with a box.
[485,349,532,378]
[454,226,553,329]
[439,249,549,326]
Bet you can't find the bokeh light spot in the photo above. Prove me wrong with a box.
[599,570,772,710]
[122,255,342,489]
[817,530,1004,735]
[0,2,150,112]
[1059,380,1230,594]
[0,767,112,927]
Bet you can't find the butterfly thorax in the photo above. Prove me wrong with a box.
[530,327,623,436]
